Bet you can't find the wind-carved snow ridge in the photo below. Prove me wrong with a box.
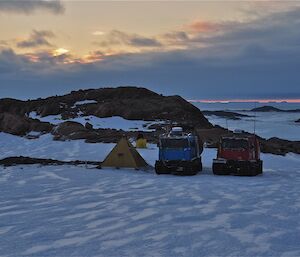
[1,159,300,257]
[0,132,300,256]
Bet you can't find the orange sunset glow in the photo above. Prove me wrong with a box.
[189,99,300,104]
[1,2,300,257]
[1,1,300,100]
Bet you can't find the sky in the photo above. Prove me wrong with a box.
[0,0,300,100]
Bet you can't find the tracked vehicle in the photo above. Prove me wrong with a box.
[155,127,203,176]
[213,130,263,176]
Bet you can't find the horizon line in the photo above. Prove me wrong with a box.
[188,98,300,104]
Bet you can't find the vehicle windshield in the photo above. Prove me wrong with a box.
[222,138,249,150]
[161,138,189,148]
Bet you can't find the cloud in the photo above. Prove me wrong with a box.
[92,31,105,36]
[0,0,64,15]
[0,40,8,48]
[160,31,190,46]
[0,48,32,75]
[96,30,162,48]
[17,30,55,48]
[1,8,300,100]
[83,51,105,63]
[187,20,221,33]
[195,8,300,57]
[53,48,69,56]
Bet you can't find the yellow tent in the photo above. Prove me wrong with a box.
[136,138,147,148]
[101,137,148,169]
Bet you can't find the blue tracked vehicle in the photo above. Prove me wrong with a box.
[155,127,203,175]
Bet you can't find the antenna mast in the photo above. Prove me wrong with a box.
[253,102,257,135]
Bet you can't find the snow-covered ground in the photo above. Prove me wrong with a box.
[0,133,158,165]
[1,101,299,256]
[1,132,300,256]
[192,102,300,141]
[29,112,159,132]
[0,133,114,162]
[205,111,300,141]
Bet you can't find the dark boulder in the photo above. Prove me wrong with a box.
[0,112,30,135]
[0,112,53,136]
[52,121,89,140]
[0,98,28,116]
[260,137,300,155]
[29,119,53,134]
[37,103,61,117]
[85,122,93,130]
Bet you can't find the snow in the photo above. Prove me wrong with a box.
[0,133,114,162]
[191,102,300,141]
[1,132,300,256]
[0,132,158,166]
[1,101,300,256]
[73,100,98,105]
[28,112,61,125]
[26,131,41,136]
[192,101,300,111]
[205,111,300,141]
[28,112,158,131]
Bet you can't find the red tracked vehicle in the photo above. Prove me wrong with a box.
[212,130,263,176]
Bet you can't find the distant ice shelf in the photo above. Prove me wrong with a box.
[205,111,300,141]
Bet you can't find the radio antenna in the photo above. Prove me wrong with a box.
[253,102,257,136]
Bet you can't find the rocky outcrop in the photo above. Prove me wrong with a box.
[196,127,300,156]
[0,156,101,167]
[85,122,93,130]
[0,112,30,135]
[53,121,87,137]
[202,111,252,120]
[260,137,300,155]
[295,119,300,123]
[1,87,300,156]
[0,87,212,129]
[51,121,158,144]
[251,106,282,112]
[0,112,53,136]
[0,98,28,116]
[251,106,300,112]
[196,126,228,148]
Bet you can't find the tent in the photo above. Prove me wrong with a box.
[101,137,148,169]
